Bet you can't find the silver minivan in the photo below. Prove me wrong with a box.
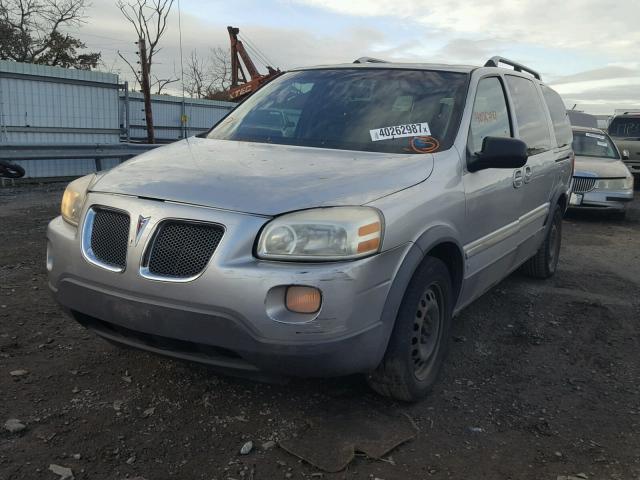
[47,57,573,401]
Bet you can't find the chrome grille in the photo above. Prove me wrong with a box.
[85,208,130,270]
[142,221,224,280]
[572,176,597,194]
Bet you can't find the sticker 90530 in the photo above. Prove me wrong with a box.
[370,122,431,141]
[585,132,606,140]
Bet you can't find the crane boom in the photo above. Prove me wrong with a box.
[227,26,281,101]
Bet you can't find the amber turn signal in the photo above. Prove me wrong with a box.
[285,286,322,314]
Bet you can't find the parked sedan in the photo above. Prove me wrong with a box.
[570,127,634,217]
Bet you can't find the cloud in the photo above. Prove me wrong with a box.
[291,0,640,57]
[61,0,639,114]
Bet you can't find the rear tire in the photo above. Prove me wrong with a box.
[522,204,562,279]
[367,257,452,402]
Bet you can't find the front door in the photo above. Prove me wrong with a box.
[460,76,523,306]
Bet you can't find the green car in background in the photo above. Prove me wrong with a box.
[608,112,640,177]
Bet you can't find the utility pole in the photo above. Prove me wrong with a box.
[138,37,155,144]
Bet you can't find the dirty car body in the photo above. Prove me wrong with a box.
[570,127,634,212]
[608,113,640,177]
[47,58,573,398]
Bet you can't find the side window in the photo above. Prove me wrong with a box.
[468,77,511,154]
[505,75,552,154]
[541,85,572,147]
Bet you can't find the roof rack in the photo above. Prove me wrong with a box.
[353,57,388,64]
[484,56,541,80]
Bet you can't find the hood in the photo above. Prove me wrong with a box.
[574,155,631,178]
[611,137,640,161]
[91,138,434,216]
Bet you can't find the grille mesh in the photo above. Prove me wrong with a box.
[90,209,130,269]
[146,221,224,278]
[572,177,597,194]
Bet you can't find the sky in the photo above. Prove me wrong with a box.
[68,0,640,115]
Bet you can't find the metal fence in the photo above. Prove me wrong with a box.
[0,60,235,179]
[123,92,235,143]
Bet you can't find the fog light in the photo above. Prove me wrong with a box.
[285,286,322,314]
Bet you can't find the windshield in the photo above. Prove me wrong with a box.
[608,116,640,138]
[207,69,468,154]
[572,130,619,159]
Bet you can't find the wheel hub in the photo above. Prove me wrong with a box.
[411,286,442,380]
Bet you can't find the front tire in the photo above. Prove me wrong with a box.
[367,257,453,402]
[522,204,562,279]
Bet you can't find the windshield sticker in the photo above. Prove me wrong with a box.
[585,132,606,140]
[597,141,608,147]
[370,122,431,142]
[408,136,440,154]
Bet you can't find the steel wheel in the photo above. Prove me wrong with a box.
[411,285,443,381]
[547,213,561,273]
[367,256,453,401]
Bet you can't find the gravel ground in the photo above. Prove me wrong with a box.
[1,183,639,480]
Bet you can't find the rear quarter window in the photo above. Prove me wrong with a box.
[541,85,572,148]
[505,75,552,154]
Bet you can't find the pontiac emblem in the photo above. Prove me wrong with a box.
[135,215,150,245]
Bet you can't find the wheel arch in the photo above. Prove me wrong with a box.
[374,227,465,368]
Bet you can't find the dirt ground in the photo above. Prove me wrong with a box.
[1,183,639,480]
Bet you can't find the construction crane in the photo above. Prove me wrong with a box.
[227,26,281,101]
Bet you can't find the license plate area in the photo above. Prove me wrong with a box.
[569,193,583,206]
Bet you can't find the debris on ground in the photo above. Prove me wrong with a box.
[141,407,155,418]
[9,369,28,377]
[279,413,416,472]
[3,418,26,433]
[49,463,74,479]
[240,440,253,455]
[261,440,276,450]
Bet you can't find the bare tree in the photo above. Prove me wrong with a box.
[184,47,231,100]
[117,0,174,143]
[0,0,100,69]
[151,73,178,95]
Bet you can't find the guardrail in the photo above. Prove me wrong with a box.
[0,143,162,178]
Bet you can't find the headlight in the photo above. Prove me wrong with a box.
[61,174,95,226]
[257,207,383,261]
[595,176,634,191]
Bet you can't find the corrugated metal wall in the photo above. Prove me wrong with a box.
[0,61,236,178]
[0,60,120,177]
[123,92,235,142]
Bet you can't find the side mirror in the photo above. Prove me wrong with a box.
[622,149,630,160]
[468,136,528,172]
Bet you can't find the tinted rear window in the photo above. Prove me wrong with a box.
[608,117,640,138]
[541,85,572,147]
[505,75,552,154]
[207,69,469,154]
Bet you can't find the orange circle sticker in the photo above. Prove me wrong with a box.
[409,136,440,154]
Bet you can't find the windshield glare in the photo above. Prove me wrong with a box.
[572,131,619,159]
[608,117,640,138]
[207,69,468,154]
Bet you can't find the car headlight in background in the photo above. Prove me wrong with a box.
[60,174,96,226]
[257,207,383,261]
[595,176,634,191]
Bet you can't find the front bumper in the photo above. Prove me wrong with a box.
[623,160,640,176]
[569,187,634,211]
[47,193,409,377]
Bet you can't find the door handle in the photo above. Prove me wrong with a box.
[523,165,533,183]
[513,169,523,188]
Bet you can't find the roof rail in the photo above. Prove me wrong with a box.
[484,56,541,80]
[353,57,388,64]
